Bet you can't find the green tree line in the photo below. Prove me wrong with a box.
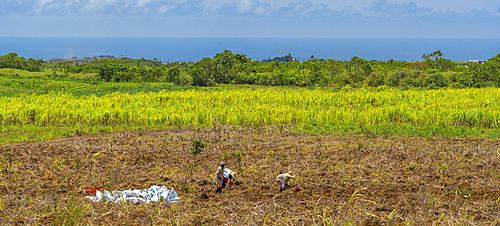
[1,51,499,89]
[0,53,44,72]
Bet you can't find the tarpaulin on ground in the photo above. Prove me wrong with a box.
[85,185,181,204]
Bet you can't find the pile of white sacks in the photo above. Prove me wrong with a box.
[85,185,181,204]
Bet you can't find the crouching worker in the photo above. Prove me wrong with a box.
[276,171,295,192]
[215,162,225,193]
[222,168,237,189]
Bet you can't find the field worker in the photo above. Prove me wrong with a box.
[215,162,225,193]
[222,168,237,188]
[276,171,295,192]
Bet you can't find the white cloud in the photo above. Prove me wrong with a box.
[3,0,498,17]
[365,0,434,17]
[158,5,174,13]
[217,0,272,15]
[0,0,498,39]
[237,0,252,13]
[253,4,268,14]
[137,0,152,7]
[38,0,52,5]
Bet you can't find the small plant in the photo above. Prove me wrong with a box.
[191,139,206,156]
[188,139,207,180]
[91,151,102,165]
[493,196,500,210]
[221,152,231,161]
[343,187,374,217]
[234,150,244,163]
[454,187,473,199]
[51,196,90,226]
[221,150,245,169]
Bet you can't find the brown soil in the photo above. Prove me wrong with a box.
[1,127,500,225]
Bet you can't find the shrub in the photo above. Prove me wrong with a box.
[177,73,192,86]
[386,71,409,87]
[455,72,474,87]
[417,72,447,88]
[191,139,206,156]
[365,71,385,87]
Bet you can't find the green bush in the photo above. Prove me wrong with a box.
[365,71,386,87]
[386,70,409,87]
[417,73,447,88]
[177,73,192,86]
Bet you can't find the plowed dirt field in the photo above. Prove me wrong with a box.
[1,127,500,225]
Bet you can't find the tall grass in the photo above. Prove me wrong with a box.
[1,87,500,142]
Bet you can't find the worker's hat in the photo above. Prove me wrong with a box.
[230,171,237,180]
[219,162,225,166]
[285,171,296,178]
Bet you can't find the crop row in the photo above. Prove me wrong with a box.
[1,87,500,130]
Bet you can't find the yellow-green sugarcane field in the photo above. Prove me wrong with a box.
[2,87,500,142]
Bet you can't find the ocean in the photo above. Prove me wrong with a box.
[1,37,499,62]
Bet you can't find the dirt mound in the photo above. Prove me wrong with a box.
[1,128,499,225]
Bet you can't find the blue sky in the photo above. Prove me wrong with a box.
[1,0,499,38]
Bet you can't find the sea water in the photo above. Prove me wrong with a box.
[1,37,499,62]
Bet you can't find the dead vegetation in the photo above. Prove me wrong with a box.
[1,127,500,225]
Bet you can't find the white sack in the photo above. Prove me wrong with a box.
[85,185,180,204]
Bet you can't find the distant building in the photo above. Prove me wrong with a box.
[468,60,487,64]
[460,60,488,66]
